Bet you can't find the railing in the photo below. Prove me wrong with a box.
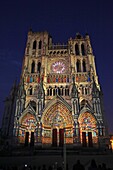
[48,44,68,50]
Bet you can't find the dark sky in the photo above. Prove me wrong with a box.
[0,0,113,133]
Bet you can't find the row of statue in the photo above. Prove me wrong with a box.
[26,74,91,83]
[47,75,70,83]
[76,75,87,82]
[26,75,44,83]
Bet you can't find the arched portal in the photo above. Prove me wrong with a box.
[18,113,37,145]
[41,102,73,146]
[78,112,98,147]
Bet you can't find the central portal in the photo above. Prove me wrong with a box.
[52,128,64,147]
[82,131,93,147]
[42,101,73,145]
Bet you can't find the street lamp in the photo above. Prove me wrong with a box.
[63,123,66,170]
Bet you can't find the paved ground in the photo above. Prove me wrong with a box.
[0,154,113,170]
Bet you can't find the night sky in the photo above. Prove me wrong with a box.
[0,0,113,133]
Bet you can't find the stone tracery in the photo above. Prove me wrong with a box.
[1,31,107,148]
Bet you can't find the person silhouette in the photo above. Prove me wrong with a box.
[73,160,85,170]
[88,159,97,170]
[101,163,107,170]
[48,165,53,170]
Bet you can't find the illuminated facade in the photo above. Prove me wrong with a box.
[2,30,109,147]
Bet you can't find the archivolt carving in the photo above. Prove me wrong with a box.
[42,102,73,128]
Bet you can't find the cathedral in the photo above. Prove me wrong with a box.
[1,30,109,148]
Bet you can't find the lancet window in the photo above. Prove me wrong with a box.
[31,61,35,73]
[81,43,85,56]
[39,40,42,49]
[83,60,86,72]
[75,44,79,55]
[46,86,69,96]
[33,40,37,50]
[76,60,81,72]
[37,62,41,73]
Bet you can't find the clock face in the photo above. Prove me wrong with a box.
[52,61,65,73]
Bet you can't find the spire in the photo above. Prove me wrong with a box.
[17,78,26,99]
[28,28,33,35]
[21,78,25,91]
[12,79,17,88]
[92,77,99,97]
[10,79,17,98]
[71,75,78,98]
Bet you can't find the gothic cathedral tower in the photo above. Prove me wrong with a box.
[12,30,108,147]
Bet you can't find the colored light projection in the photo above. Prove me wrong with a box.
[47,74,70,83]
[78,112,98,144]
[42,102,72,127]
[42,102,73,144]
[19,113,37,143]
[76,74,88,82]
[52,61,65,73]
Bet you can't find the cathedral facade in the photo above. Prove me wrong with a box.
[2,30,108,147]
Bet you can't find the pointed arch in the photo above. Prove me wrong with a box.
[50,88,52,96]
[18,112,37,143]
[83,60,86,72]
[61,87,64,96]
[75,43,79,55]
[41,97,73,145]
[33,40,37,50]
[37,62,41,73]
[30,87,32,95]
[67,88,69,96]
[43,95,72,116]
[58,87,60,95]
[19,113,37,126]
[42,101,73,128]
[53,88,55,96]
[39,40,42,49]
[76,59,81,72]
[55,87,57,95]
[78,112,98,144]
[82,86,84,95]
[81,43,85,56]
[80,99,92,110]
[85,88,87,95]
[47,89,49,96]
[31,61,35,73]
[30,100,36,112]
[65,87,69,96]
[80,99,87,109]
[28,86,32,95]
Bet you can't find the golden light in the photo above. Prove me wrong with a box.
[110,139,113,150]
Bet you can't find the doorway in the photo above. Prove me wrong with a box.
[52,129,57,147]
[24,132,35,146]
[82,132,93,147]
[88,132,93,147]
[59,129,64,147]
[52,128,64,147]
[82,132,87,147]
[30,132,34,146]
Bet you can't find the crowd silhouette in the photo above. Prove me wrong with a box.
[0,159,112,170]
